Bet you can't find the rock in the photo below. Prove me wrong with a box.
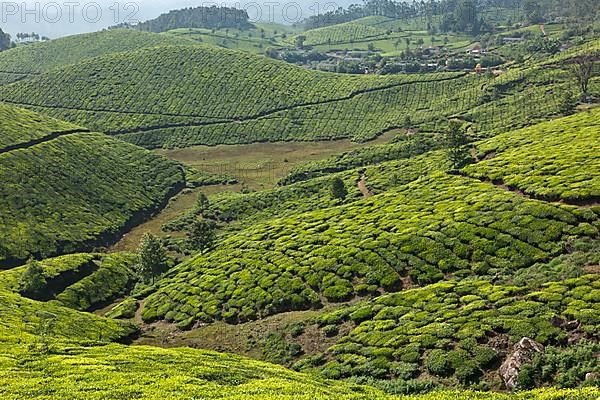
[564,320,581,331]
[585,372,599,381]
[499,337,544,390]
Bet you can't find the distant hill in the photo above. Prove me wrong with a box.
[133,6,253,32]
[0,103,185,267]
[0,29,194,84]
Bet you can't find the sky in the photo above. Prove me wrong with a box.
[1,0,356,38]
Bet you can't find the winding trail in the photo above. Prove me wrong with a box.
[456,171,600,208]
[357,173,373,198]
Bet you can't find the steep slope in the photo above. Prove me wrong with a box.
[0,103,185,267]
[0,29,194,84]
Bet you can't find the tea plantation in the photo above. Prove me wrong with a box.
[0,29,193,84]
[0,101,80,149]
[464,108,600,203]
[306,275,600,385]
[1,253,596,399]
[0,104,185,267]
[143,169,599,326]
[0,37,588,148]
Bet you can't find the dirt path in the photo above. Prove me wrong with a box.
[357,173,373,198]
[461,172,599,208]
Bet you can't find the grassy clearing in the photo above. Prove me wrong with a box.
[157,130,397,189]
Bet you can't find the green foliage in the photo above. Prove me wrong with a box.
[0,102,78,149]
[106,297,138,319]
[444,119,471,169]
[18,259,46,300]
[134,6,251,32]
[143,169,597,325]
[464,108,600,202]
[313,275,600,384]
[0,104,184,265]
[0,29,192,81]
[1,37,583,149]
[137,233,169,284]
[185,166,238,187]
[331,177,348,201]
[186,219,217,253]
[55,253,137,311]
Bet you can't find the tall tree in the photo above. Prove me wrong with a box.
[570,53,598,102]
[444,119,471,169]
[136,233,168,284]
[187,219,217,253]
[331,177,348,201]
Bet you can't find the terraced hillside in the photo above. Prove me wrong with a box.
[0,29,193,85]
[0,39,586,148]
[0,103,185,267]
[0,255,597,399]
[128,110,600,392]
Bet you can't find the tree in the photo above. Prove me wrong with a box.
[444,119,471,169]
[187,219,217,253]
[558,90,577,115]
[136,233,168,284]
[295,35,306,49]
[455,0,479,34]
[197,192,209,213]
[403,115,413,128]
[0,28,12,51]
[570,53,598,102]
[19,258,47,299]
[523,0,543,23]
[330,178,348,201]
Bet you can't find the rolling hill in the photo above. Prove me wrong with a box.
[0,38,587,149]
[0,102,185,267]
[0,29,193,85]
[0,255,597,399]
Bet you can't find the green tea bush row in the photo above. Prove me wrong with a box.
[310,275,600,386]
[464,108,600,202]
[143,172,598,325]
[0,128,184,264]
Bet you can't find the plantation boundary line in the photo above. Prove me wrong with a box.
[1,73,469,135]
[0,99,229,120]
[455,171,600,208]
[0,70,39,76]
[0,128,91,155]
[111,72,469,135]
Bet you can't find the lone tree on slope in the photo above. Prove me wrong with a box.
[570,52,599,102]
[187,218,217,254]
[331,177,348,202]
[444,119,471,169]
[136,233,168,284]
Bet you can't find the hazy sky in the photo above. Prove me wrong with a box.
[2,0,356,38]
